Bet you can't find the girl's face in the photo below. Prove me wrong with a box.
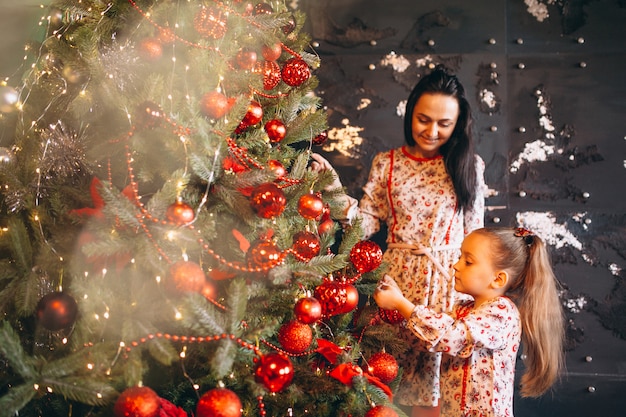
[410,93,459,158]
[453,232,498,303]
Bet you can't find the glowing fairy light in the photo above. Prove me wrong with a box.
[87,363,94,370]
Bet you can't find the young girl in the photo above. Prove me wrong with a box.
[373,227,565,417]
[311,65,485,417]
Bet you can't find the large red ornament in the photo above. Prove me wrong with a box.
[114,386,160,417]
[349,240,383,273]
[364,405,399,417]
[261,43,282,61]
[196,388,242,417]
[235,100,263,133]
[259,60,281,90]
[167,260,206,293]
[278,319,313,353]
[292,230,321,261]
[297,192,324,220]
[254,353,294,392]
[365,352,399,384]
[194,6,227,39]
[200,91,229,119]
[166,200,195,225]
[314,279,359,317]
[235,48,257,70]
[281,57,310,87]
[378,308,404,324]
[264,119,287,143]
[249,182,286,218]
[294,296,323,324]
[36,292,78,331]
[246,239,282,269]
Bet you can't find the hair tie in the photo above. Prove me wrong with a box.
[514,227,535,245]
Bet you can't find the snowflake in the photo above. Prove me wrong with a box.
[380,52,411,73]
[516,211,583,250]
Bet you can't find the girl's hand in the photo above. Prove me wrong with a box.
[373,275,404,310]
[310,153,343,190]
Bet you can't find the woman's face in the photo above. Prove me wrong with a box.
[410,93,460,158]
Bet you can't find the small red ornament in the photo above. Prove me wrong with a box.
[281,57,310,87]
[318,218,335,235]
[259,60,281,90]
[267,159,286,178]
[196,388,242,417]
[167,260,206,293]
[278,319,313,353]
[194,6,227,39]
[235,100,263,133]
[235,48,257,70]
[282,14,297,35]
[249,182,286,218]
[114,386,160,417]
[314,279,359,317]
[349,240,383,273]
[254,353,294,392]
[157,27,176,45]
[264,119,287,143]
[166,200,195,225]
[313,130,328,145]
[200,91,229,119]
[364,405,399,417]
[139,38,163,61]
[297,192,324,219]
[253,3,273,15]
[36,292,78,331]
[246,239,282,269]
[379,308,404,324]
[294,296,323,324]
[365,352,399,384]
[292,230,321,261]
[261,43,282,61]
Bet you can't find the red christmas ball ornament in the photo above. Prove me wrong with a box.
[267,159,286,178]
[194,6,227,39]
[312,130,328,145]
[297,192,324,220]
[281,57,311,87]
[379,308,404,324]
[235,48,257,70]
[314,279,359,317]
[253,3,273,15]
[264,119,287,143]
[246,239,282,269]
[166,200,195,225]
[200,91,229,119]
[36,292,78,331]
[249,182,286,218]
[261,43,282,61]
[235,100,263,133]
[292,230,321,261]
[259,60,281,90]
[318,218,335,235]
[364,405,399,417]
[167,260,206,293]
[294,296,323,324]
[278,319,313,353]
[281,14,297,35]
[365,352,399,384]
[138,38,163,61]
[196,388,242,417]
[114,386,160,417]
[254,353,294,392]
[349,240,383,273]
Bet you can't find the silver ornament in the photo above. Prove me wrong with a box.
[0,85,19,113]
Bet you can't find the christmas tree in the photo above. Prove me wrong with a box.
[0,1,406,416]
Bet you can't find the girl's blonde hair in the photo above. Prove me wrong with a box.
[473,227,565,397]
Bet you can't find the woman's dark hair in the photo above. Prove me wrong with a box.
[403,65,478,212]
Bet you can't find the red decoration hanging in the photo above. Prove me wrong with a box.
[313,130,328,145]
[166,200,195,225]
[235,48,257,70]
[378,308,404,324]
[281,14,297,35]
[278,319,313,353]
[114,386,160,417]
[364,405,399,417]
[365,352,399,384]
[235,100,263,133]
[257,60,281,90]
[294,296,323,324]
[264,119,287,143]
[254,353,294,392]
[167,260,206,293]
[249,182,286,218]
[297,192,324,220]
[314,278,359,317]
[349,240,383,273]
[281,57,311,87]
[36,292,78,331]
[194,6,227,39]
[267,159,286,178]
[246,239,281,269]
[253,3,273,15]
[196,388,242,417]
[138,38,163,61]
[291,230,321,261]
[261,43,282,61]
[200,91,230,119]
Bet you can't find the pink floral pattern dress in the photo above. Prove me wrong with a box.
[407,297,522,417]
[356,146,485,406]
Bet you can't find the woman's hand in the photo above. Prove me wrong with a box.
[310,153,343,190]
